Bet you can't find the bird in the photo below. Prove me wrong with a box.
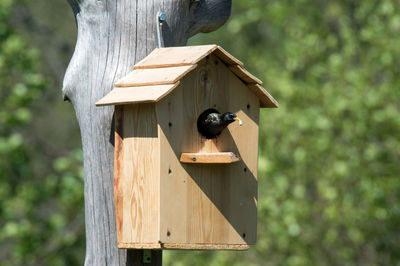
[197,109,243,139]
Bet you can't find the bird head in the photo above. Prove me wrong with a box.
[222,112,242,126]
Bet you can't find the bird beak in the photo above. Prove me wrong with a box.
[235,117,243,126]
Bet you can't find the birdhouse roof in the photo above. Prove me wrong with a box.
[96,45,278,108]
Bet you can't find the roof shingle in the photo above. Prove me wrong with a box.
[96,45,278,108]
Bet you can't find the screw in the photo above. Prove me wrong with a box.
[167,231,171,236]
[247,104,250,109]
[192,157,197,162]
[159,12,167,23]
[168,122,172,127]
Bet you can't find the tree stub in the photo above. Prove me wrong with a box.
[63,0,232,265]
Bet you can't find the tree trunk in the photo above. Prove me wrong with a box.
[62,0,231,265]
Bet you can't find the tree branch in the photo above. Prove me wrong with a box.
[66,0,81,17]
[186,0,232,37]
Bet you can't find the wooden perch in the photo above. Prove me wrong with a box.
[180,152,241,164]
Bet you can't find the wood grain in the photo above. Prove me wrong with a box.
[112,53,264,249]
[134,45,243,69]
[99,45,277,109]
[118,243,249,250]
[229,65,263,84]
[95,83,180,106]
[114,106,125,243]
[180,152,241,163]
[95,45,273,250]
[214,46,243,66]
[115,65,196,87]
[156,54,259,246]
[63,0,233,264]
[120,104,160,244]
[134,45,217,69]
[226,74,261,243]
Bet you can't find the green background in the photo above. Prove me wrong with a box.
[1,0,399,265]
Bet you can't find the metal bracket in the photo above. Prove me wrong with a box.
[156,11,166,48]
[143,250,152,264]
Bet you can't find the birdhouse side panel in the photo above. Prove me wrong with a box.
[114,104,161,246]
[156,54,259,247]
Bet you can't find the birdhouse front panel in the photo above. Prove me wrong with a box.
[156,54,260,247]
[96,45,279,250]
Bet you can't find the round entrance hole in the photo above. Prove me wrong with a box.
[197,108,220,139]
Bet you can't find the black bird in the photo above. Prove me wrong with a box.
[197,109,242,139]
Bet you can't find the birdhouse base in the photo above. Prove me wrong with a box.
[118,243,249,250]
[180,152,241,164]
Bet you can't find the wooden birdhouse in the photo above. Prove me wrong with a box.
[96,45,278,250]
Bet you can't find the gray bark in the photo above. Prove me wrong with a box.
[62,0,231,265]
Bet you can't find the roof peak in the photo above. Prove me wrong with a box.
[133,45,243,70]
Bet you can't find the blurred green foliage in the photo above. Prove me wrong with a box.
[1,0,400,265]
[166,0,400,265]
[0,1,84,265]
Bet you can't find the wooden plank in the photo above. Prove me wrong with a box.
[134,45,218,69]
[214,46,244,66]
[162,243,249,250]
[117,104,160,245]
[229,65,263,85]
[118,243,249,250]
[114,106,125,244]
[247,83,279,108]
[134,45,244,69]
[180,152,241,164]
[115,65,197,87]
[95,83,180,106]
[156,54,258,246]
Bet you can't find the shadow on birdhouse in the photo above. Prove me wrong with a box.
[96,45,278,250]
